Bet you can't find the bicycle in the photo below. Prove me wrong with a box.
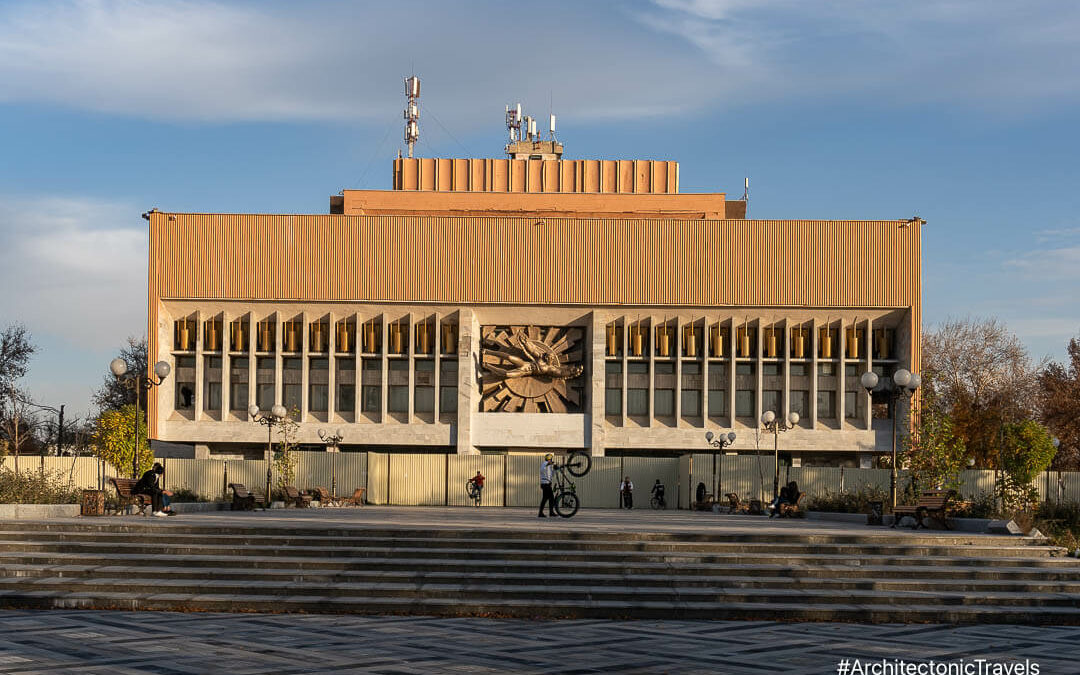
[650,494,667,510]
[550,451,592,518]
[465,479,483,507]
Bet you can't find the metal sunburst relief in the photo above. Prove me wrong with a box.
[480,326,585,413]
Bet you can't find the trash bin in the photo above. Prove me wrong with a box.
[81,490,105,516]
[867,500,884,526]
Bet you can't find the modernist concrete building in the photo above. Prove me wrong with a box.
[147,136,922,466]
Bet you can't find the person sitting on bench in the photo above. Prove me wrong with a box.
[135,462,176,517]
[768,480,800,518]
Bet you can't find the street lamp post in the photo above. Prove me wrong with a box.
[704,430,737,502]
[318,428,345,497]
[761,410,800,498]
[249,403,287,506]
[110,358,171,479]
[860,368,921,511]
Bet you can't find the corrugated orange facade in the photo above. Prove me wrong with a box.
[149,214,920,308]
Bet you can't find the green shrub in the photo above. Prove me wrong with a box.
[807,484,889,513]
[169,487,208,503]
[0,468,82,504]
[952,491,1000,519]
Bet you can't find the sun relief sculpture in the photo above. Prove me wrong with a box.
[480,326,585,413]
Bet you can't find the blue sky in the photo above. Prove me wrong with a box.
[1,0,1079,421]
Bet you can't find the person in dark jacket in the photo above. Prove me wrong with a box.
[135,462,175,517]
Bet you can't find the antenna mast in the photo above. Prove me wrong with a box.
[403,75,420,158]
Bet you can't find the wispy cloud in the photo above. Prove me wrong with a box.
[639,0,1080,112]
[0,0,714,126]
[2,1,1078,126]
[0,195,145,350]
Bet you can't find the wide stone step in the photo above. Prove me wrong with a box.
[2,550,1079,582]
[6,575,1080,608]
[5,569,1080,600]
[2,588,1080,624]
[0,540,1071,569]
[0,530,1058,558]
[0,522,1038,548]
[7,563,1080,594]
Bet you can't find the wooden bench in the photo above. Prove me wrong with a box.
[892,489,956,529]
[229,483,266,511]
[283,485,312,508]
[777,491,806,518]
[342,487,366,507]
[313,486,342,507]
[109,478,152,516]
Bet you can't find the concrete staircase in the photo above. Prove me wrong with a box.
[0,521,1078,623]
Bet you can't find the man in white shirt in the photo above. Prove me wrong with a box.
[619,476,634,509]
[538,453,556,518]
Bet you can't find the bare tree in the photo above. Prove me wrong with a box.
[922,317,1045,467]
[93,336,148,411]
[0,386,39,472]
[0,324,36,392]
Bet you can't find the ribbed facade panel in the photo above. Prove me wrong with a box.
[151,215,919,308]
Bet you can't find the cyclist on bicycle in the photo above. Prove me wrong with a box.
[651,479,666,507]
[538,453,556,518]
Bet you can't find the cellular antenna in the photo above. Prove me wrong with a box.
[505,102,522,143]
[743,177,750,217]
[403,75,421,158]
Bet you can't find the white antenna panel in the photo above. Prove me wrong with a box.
[549,114,556,134]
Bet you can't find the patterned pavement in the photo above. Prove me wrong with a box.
[1,611,1078,675]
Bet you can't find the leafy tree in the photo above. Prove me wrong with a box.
[1038,334,1080,469]
[996,420,1057,511]
[902,386,967,492]
[272,408,300,496]
[92,405,152,479]
[93,336,148,411]
[922,317,1044,467]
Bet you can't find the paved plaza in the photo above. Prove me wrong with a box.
[0,610,1077,674]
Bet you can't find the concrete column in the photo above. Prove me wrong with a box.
[456,308,479,454]
[589,312,606,457]
[810,318,819,430]
[727,317,736,427]
[274,312,283,408]
[193,310,204,420]
[300,310,309,423]
[327,311,336,422]
[222,310,231,418]
[380,314,388,422]
[247,313,257,416]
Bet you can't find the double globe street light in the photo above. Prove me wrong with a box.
[704,431,737,505]
[762,410,800,499]
[318,428,345,497]
[109,358,171,479]
[860,368,921,510]
[249,404,287,506]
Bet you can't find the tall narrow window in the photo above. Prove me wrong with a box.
[708,363,727,417]
[605,361,622,416]
[336,357,355,414]
[229,358,249,412]
[309,357,329,413]
[388,360,408,413]
[414,359,435,414]
[361,360,382,414]
[440,359,458,414]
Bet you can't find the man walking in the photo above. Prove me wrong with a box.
[538,453,556,518]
